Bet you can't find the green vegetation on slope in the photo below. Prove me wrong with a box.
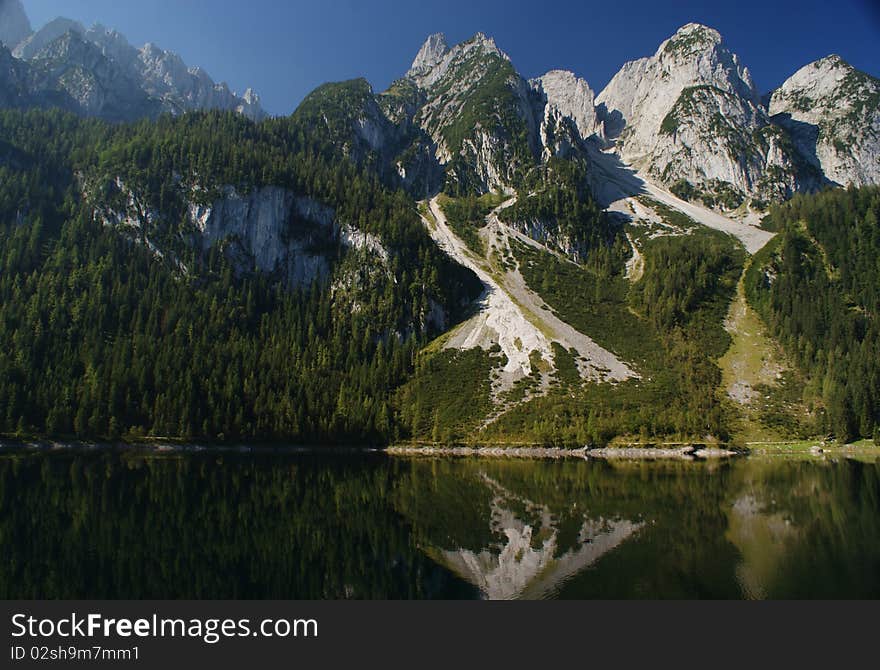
[745,186,880,443]
[0,108,481,444]
[396,347,501,443]
[481,225,745,445]
[500,157,629,268]
[429,49,530,159]
[425,45,536,195]
[436,191,505,255]
[718,270,818,442]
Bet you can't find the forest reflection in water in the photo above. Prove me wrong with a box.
[0,449,878,599]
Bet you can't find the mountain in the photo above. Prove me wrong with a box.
[769,55,880,187]
[296,25,878,217]
[26,31,160,121]
[2,8,264,121]
[0,0,31,50]
[290,31,606,206]
[405,32,607,194]
[0,18,878,448]
[405,32,539,192]
[596,23,818,209]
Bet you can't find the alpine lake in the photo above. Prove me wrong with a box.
[1,445,879,599]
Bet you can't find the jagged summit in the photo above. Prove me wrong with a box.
[407,33,448,77]
[5,7,264,122]
[406,31,511,89]
[660,23,723,50]
[0,0,32,49]
[594,23,800,207]
[469,32,506,54]
[459,31,510,64]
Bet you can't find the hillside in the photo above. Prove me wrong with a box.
[0,8,878,447]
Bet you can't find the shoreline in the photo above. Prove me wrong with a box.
[0,438,740,460]
[1,437,876,460]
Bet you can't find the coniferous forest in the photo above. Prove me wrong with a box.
[0,109,481,444]
[746,187,880,443]
[0,105,878,446]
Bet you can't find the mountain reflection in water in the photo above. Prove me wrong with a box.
[0,449,878,599]
[432,474,643,599]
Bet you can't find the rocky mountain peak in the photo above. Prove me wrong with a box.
[595,23,803,208]
[464,31,509,60]
[8,13,265,122]
[407,32,448,77]
[769,55,880,187]
[771,54,855,102]
[596,23,758,142]
[13,17,85,59]
[0,0,32,50]
[406,31,511,91]
[531,70,599,143]
[658,23,722,55]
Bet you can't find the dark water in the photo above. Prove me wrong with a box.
[1,449,879,599]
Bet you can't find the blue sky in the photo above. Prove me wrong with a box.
[21,0,880,116]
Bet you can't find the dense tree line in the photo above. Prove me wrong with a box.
[0,109,480,443]
[746,186,880,442]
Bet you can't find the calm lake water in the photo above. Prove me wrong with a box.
[1,449,878,599]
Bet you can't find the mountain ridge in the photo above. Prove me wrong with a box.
[293,25,876,215]
[1,2,264,121]
[0,9,878,447]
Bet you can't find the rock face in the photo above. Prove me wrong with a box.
[769,55,880,187]
[530,69,601,158]
[5,10,264,121]
[12,17,82,59]
[93,176,394,290]
[406,32,448,78]
[649,84,807,205]
[596,23,813,207]
[28,31,159,121]
[0,0,31,50]
[188,187,338,287]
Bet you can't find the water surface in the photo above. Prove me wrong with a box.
[1,449,878,599]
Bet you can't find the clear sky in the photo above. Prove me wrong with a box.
[20,0,880,116]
